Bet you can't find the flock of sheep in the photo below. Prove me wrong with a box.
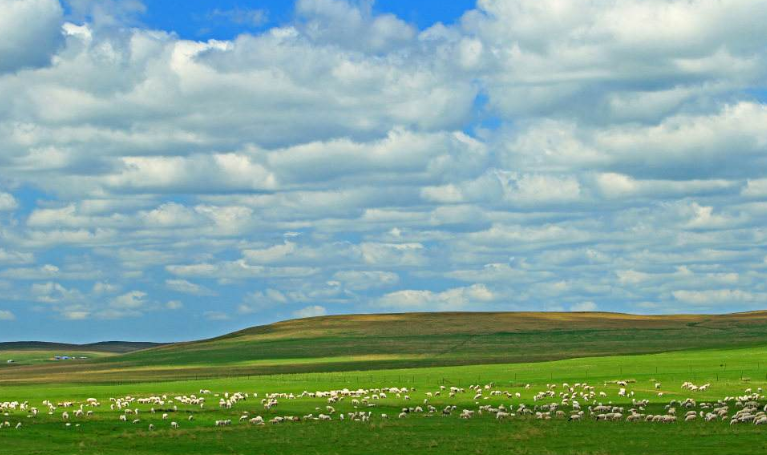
[2,380,766,432]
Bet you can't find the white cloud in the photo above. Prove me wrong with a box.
[332,270,399,291]
[447,263,550,283]
[0,310,16,321]
[0,264,61,280]
[360,243,427,267]
[0,248,34,265]
[742,179,767,197]
[377,284,495,310]
[0,0,63,73]
[207,7,268,27]
[62,310,90,321]
[570,301,598,312]
[166,300,183,310]
[292,305,327,319]
[30,282,83,303]
[165,279,217,296]
[465,0,767,119]
[204,311,230,321]
[502,103,767,179]
[672,289,767,305]
[166,260,319,280]
[0,192,18,211]
[296,0,415,52]
[92,281,119,294]
[0,0,766,334]
[110,291,147,309]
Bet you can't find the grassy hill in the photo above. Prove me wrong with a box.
[0,341,165,368]
[0,341,164,353]
[2,311,767,383]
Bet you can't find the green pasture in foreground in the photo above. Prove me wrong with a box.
[1,346,767,455]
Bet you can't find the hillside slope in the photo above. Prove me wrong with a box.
[0,341,164,353]
[2,311,767,383]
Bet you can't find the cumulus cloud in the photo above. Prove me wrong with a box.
[292,305,327,319]
[0,0,766,337]
[109,291,147,310]
[0,193,18,211]
[501,103,767,179]
[0,0,63,74]
[332,270,399,290]
[165,279,217,296]
[672,289,767,306]
[0,248,34,265]
[0,310,16,321]
[376,284,495,311]
[296,0,415,52]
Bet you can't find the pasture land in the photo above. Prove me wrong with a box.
[0,350,115,366]
[1,346,767,454]
[3,311,767,384]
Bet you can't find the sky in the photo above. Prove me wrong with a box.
[1,0,767,343]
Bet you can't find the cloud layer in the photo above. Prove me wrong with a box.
[1,0,767,341]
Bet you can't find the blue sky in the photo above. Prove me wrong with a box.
[2,0,767,343]
[137,0,478,38]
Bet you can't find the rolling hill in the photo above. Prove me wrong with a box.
[0,341,164,353]
[2,311,767,384]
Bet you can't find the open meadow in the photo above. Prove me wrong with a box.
[2,313,767,454]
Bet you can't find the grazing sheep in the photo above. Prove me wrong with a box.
[249,416,264,425]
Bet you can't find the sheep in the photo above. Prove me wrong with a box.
[171,422,179,429]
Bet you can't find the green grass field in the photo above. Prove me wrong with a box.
[0,350,115,366]
[1,312,767,454]
[4,311,767,384]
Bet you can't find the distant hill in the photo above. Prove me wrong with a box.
[0,341,164,353]
[2,311,767,384]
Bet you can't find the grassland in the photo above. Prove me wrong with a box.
[1,346,766,454]
[1,312,767,454]
[0,350,116,366]
[3,311,767,384]
[0,341,164,354]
